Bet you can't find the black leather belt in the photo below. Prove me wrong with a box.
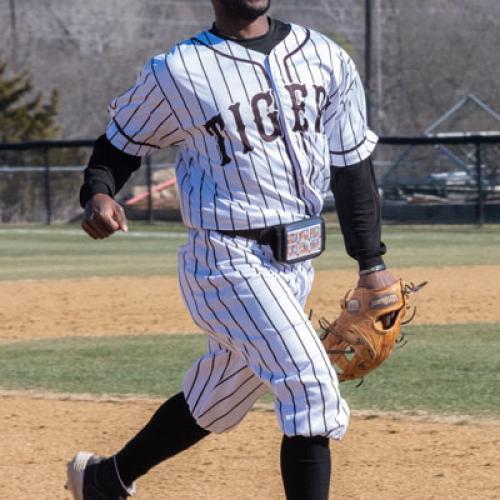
[218,227,274,245]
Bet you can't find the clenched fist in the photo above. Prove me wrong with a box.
[82,193,128,239]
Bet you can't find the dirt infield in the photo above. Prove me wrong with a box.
[2,265,500,343]
[1,395,499,499]
[1,265,500,499]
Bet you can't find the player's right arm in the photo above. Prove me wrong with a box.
[80,54,183,239]
[80,136,140,239]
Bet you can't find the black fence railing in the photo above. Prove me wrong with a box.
[377,133,500,226]
[1,133,499,225]
[0,141,175,225]
[378,133,500,145]
[0,140,93,225]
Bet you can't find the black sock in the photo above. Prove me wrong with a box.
[280,435,331,500]
[96,392,210,490]
[85,457,131,499]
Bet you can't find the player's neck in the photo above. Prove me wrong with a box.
[213,14,270,40]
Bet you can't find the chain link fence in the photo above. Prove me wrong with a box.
[375,134,500,224]
[0,134,499,225]
[0,141,176,224]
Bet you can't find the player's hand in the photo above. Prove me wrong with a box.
[357,269,398,290]
[81,193,128,240]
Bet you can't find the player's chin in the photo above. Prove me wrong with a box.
[244,0,271,18]
[222,0,271,20]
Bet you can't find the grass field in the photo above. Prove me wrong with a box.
[1,222,499,280]
[0,324,499,416]
[1,222,499,418]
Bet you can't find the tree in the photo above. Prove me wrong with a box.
[0,58,59,142]
[0,59,85,223]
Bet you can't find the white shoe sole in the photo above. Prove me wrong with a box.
[66,451,95,500]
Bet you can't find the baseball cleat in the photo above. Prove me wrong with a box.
[66,451,135,500]
[66,451,102,500]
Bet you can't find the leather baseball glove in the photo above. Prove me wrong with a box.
[319,279,426,383]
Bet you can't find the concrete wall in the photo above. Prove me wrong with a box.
[1,0,499,139]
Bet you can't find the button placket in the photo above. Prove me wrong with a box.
[265,56,316,216]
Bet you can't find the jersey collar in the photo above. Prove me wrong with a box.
[193,23,308,62]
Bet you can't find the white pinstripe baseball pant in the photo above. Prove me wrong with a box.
[179,228,350,439]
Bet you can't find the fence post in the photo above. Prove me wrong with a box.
[475,142,484,227]
[43,147,52,225]
[146,155,154,224]
[365,0,372,126]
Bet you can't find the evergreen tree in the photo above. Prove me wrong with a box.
[0,59,85,223]
[0,58,59,142]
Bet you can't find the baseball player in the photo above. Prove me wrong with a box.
[67,1,395,499]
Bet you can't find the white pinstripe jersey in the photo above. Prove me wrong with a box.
[106,23,378,231]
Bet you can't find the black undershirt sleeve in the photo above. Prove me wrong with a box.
[79,135,141,208]
[331,158,387,271]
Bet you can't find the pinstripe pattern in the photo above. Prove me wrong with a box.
[103,22,378,440]
[106,24,377,229]
[179,229,350,439]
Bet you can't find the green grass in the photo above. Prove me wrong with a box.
[0,324,498,416]
[341,323,500,415]
[0,334,206,396]
[0,222,187,280]
[316,223,500,271]
[0,222,499,280]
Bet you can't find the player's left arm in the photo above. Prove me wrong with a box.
[325,45,396,289]
[330,159,396,289]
